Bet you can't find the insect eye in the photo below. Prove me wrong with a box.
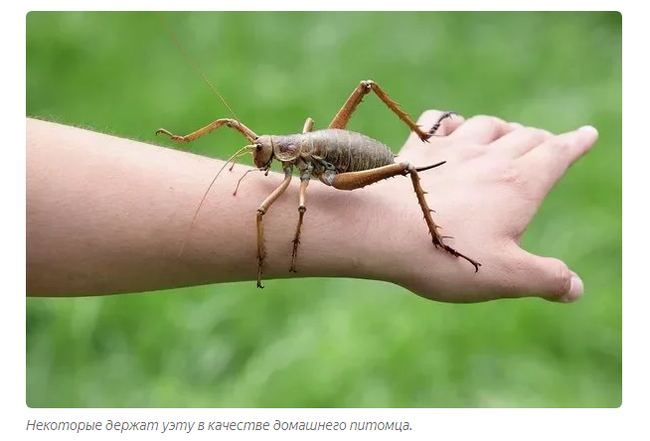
[256,144,262,151]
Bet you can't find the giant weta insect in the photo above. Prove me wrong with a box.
[155,19,481,288]
[157,80,482,288]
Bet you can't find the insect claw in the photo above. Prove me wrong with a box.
[155,128,186,142]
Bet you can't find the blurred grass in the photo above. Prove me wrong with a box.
[26,11,621,407]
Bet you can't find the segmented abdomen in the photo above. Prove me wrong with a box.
[302,129,395,173]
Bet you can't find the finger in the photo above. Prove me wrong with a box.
[518,125,599,196]
[490,126,555,158]
[401,110,465,152]
[448,115,515,144]
[509,250,584,303]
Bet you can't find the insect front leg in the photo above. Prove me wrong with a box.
[156,118,259,143]
[322,162,481,272]
[256,165,293,288]
[329,80,455,142]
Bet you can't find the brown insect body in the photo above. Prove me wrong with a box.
[255,129,395,183]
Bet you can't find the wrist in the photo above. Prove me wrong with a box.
[295,179,417,287]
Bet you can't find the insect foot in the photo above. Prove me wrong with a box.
[419,111,457,143]
[433,236,482,273]
[155,128,186,142]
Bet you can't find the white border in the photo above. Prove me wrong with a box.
[9,2,640,440]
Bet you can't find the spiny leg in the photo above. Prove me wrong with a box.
[156,118,258,143]
[425,111,455,138]
[256,165,293,288]
[288,118,316,272]
[407,166,481,272]
[290,173,311,272]
[329,80,454,142]
[326,162,481,272]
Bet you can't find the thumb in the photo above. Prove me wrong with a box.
[512,251,584,303]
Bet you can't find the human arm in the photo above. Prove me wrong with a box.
[26,114,597,302]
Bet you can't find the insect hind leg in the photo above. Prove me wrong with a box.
[407,165,481,272]
[326,161,481,272]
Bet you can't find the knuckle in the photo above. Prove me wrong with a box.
[420,109,439,118]
[468,114,506,127]
[526,127,553,142]
[549,135,571,152]
[459,144,487,160]
[418,109,443,123]
[498,165,527,189]
[531,127,553,137]
[545,259,572,300]
[495,165,539,200]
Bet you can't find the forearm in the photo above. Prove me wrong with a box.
[26,118,379,296]
[28,112,593,302]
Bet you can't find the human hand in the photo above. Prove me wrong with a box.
[25,116,597,300]
[349,110,598,303]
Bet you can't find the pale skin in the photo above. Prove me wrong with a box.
[26,113,598,303]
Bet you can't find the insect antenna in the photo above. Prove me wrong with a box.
[178,145,255,257]
[156,12,252,257]
[156,12,241,123]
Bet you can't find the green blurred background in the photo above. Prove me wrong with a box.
[26,11,621,407]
